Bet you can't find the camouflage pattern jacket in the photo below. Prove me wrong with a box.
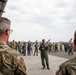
[0,42,27,75]
[56,57,76,75]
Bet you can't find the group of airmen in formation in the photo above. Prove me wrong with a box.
[7,38,74,57]
[8,40,38,56]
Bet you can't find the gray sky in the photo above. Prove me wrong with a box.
[3,0,76,42]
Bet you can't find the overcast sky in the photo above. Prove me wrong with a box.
[3,0,76,42]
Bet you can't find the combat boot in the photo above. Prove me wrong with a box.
[47,64,50,70]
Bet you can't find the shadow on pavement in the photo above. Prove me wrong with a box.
[49,51,75,59]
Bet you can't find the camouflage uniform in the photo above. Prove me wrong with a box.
[0,41,27,75]
[11,41,17,50]
[56,57,76,75]
[17,42,22,54]
[22,42,26,56]
[60,43,62,51]
[68,43,73,55]
[34,42,38,56]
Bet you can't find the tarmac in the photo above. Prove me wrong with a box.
[23,51,76,75]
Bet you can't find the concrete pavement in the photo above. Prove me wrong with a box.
[23,52,73,75]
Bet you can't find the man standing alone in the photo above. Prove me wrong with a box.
[39,39,50,70]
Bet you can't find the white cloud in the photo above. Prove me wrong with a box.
[3,0,76,42]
